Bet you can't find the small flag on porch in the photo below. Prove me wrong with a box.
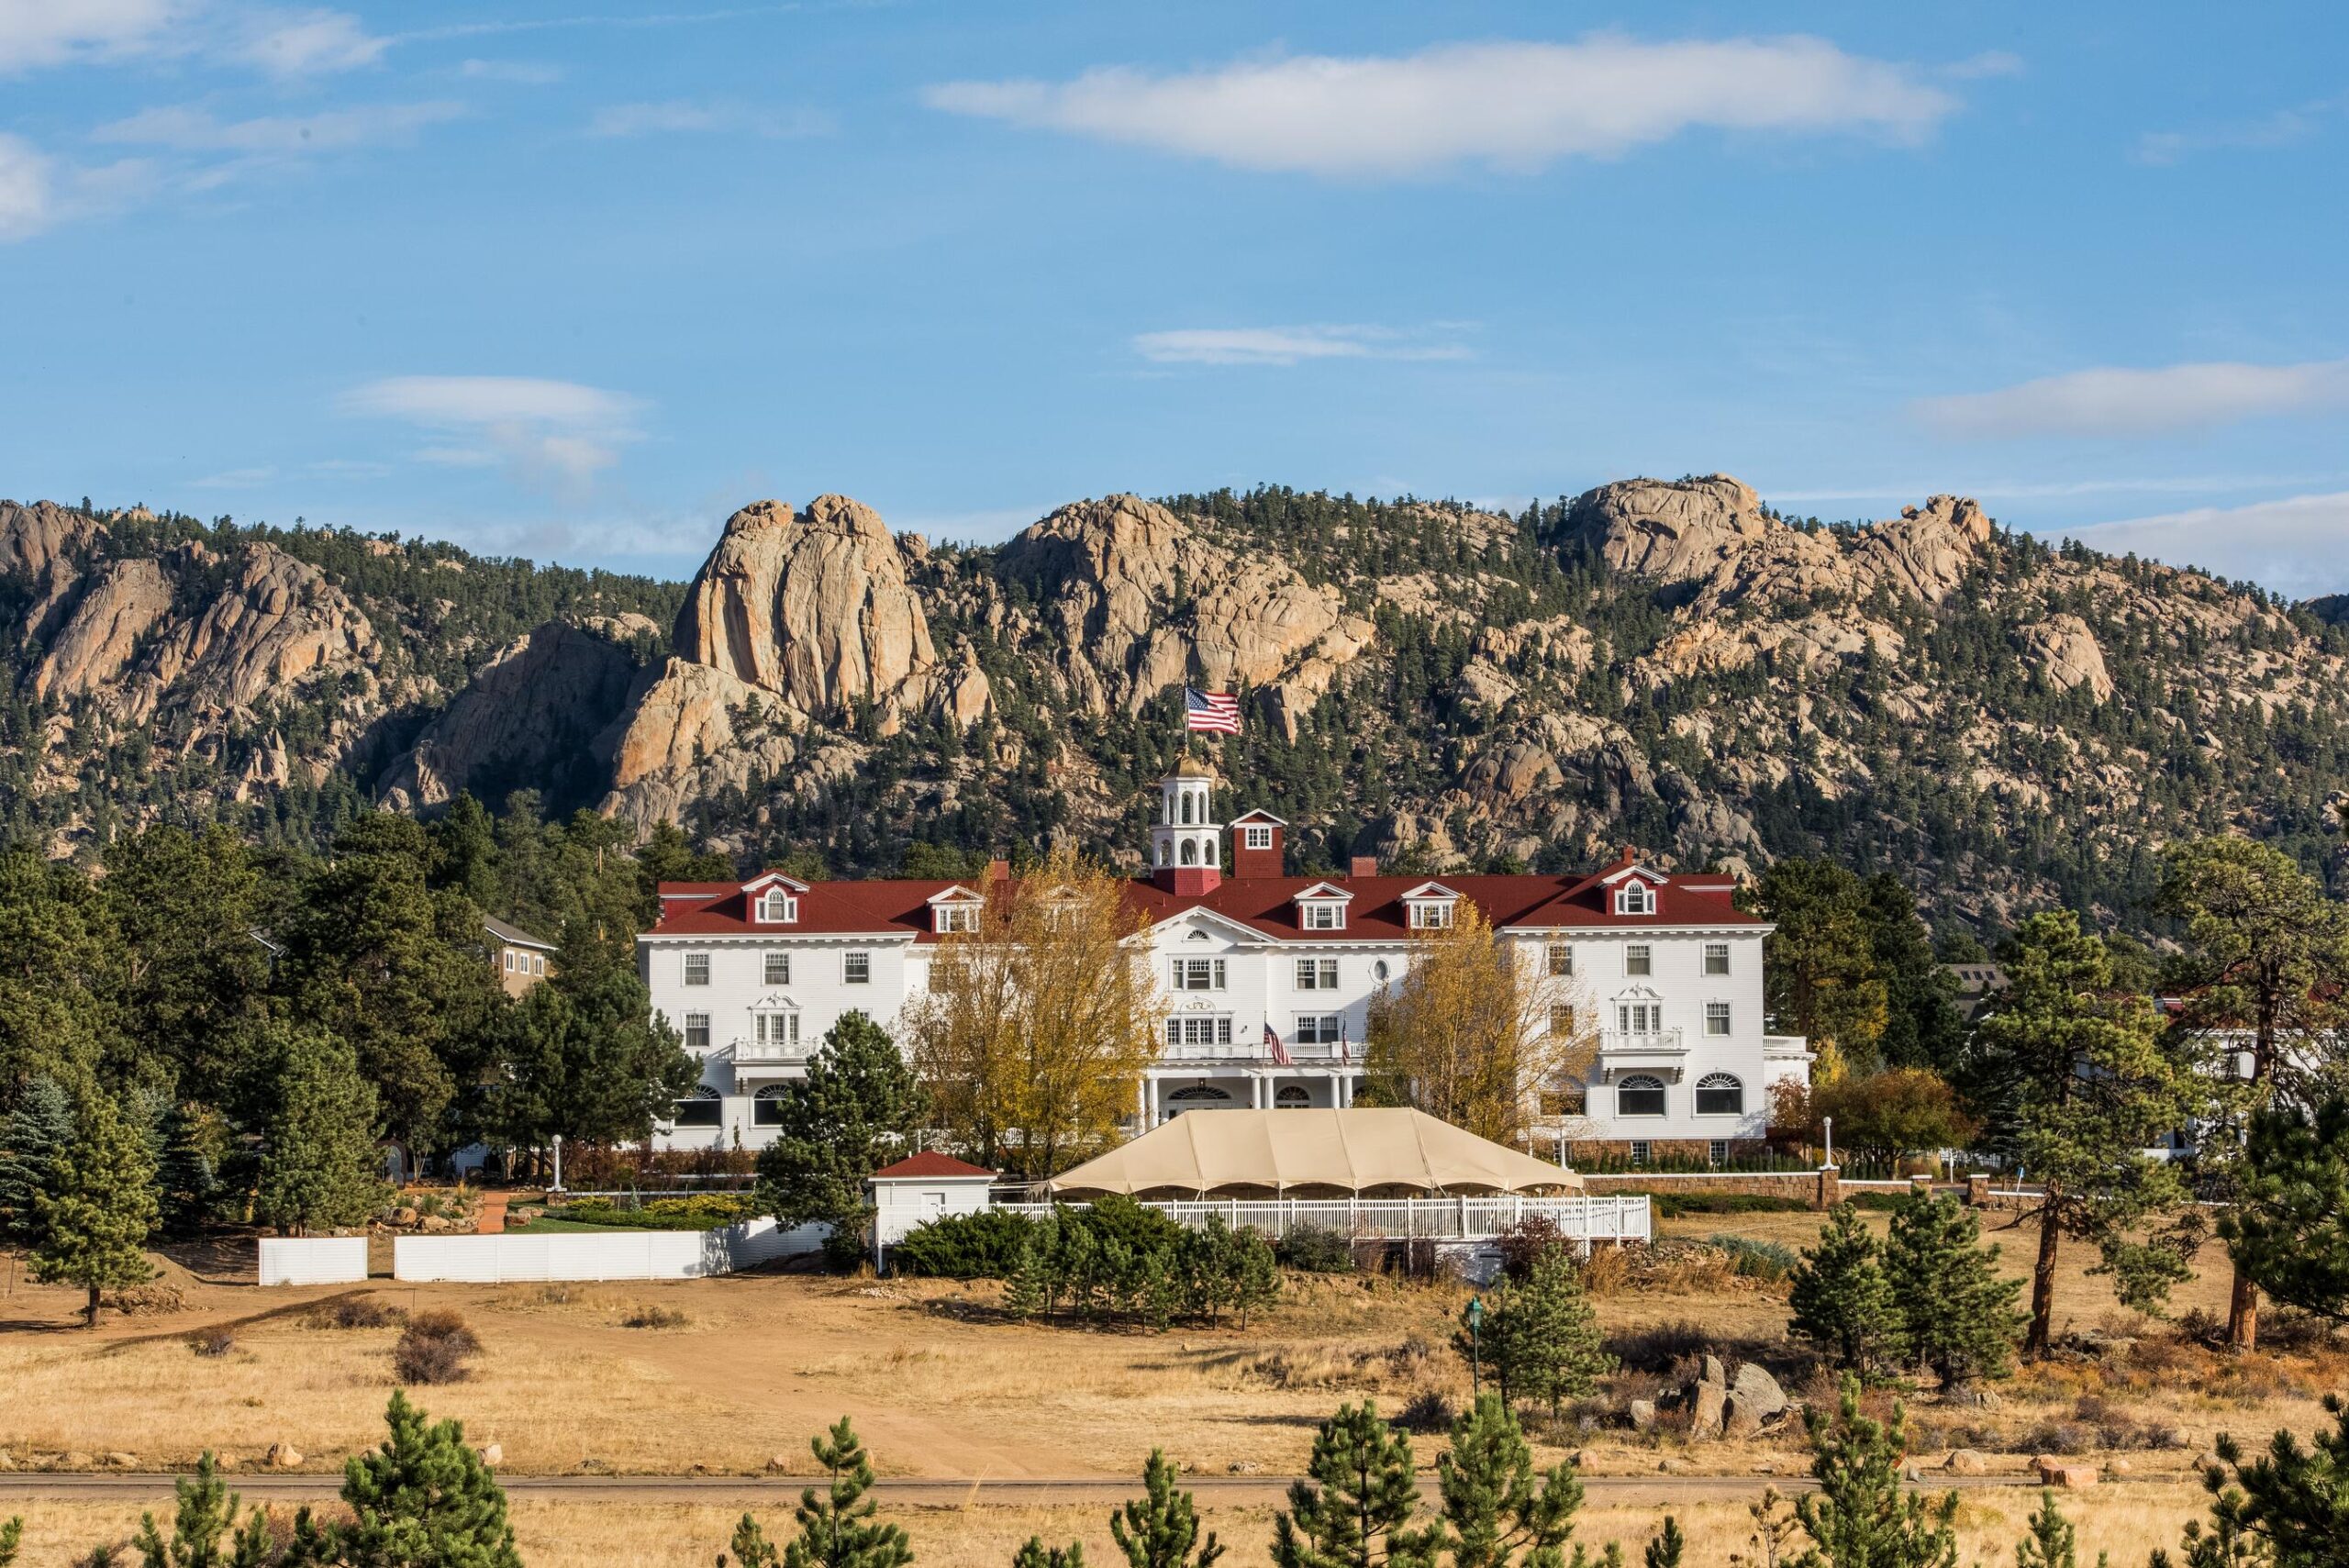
[1338,1018,1350,1064]
[1185,687,1241,734]
[1264,1024,1293,1066]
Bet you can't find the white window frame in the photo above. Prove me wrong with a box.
[683,1012,710,1052]
[753,1010,801,1051]
[1703,941,1731,976]
[935,903,980,934]
[683,951,710,986]
[763,951,792,986]
[758,890,798,924]
[1616,883,1655,916]
[1616,1000,1663,1035]
[1296,957,1339,991]
[1705,1001,1732,1037]
[1549,1003,1577,1039]
[1295,1013,1341,1045]
[842,951,872,985]
[1695,1073,1744,1117]
[1241,825,1274,851]
[1163,1016,1235,1048]
[1624,943,1653,977]
[1173,957,1228,992]
[1408,900,1455,929]
[1546,942,1573,977]
[1300,901,1345,931]
[1617,1075,1667,1118]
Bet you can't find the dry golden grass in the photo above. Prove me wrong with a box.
[0,1485,2221,1568]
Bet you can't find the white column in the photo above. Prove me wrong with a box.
[1147,1076,1162,1127]
[1249,1074,1264,1109]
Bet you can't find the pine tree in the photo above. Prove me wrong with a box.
[331,1390,522,1568]
[1272,1404,1434,1568]
[131,1451,280,1568]
[727,1516,781,1568]
[753,1013,925,1241]
[1233,1228,1280,1329]
[0,1517,19,1568]
[1423,1394,1597,1568]
[1641,1518,1685,1568]
[2163,1393,2349,1568]
[1882,1195,2021,1388]
[155,1102,220,1239]
[1472,1249,1610,1419]
[30,1087,159,1328]
[2009,1490,2104,1568]
[1004,1228,1050,1321]
[1787,1205,1898,1379]
[0,1075,72,1243]
[1110,1449,1223,1568]
[1014,1539,1086,1568]
[2220,1095,2349,1323]
[251,1026,385,1237]
[775,1418,912,1568]
[1788,1378,1959,1568]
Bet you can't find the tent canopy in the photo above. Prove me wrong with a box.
[1044,1107,1583,1197]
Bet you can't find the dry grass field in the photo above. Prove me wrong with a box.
[1,1203,2340,1566]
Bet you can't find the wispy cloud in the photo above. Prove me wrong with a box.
[341,375,645,495]
[926,35,1960,179]
[0,133,157,243]
[2066,491,2349,599]
[2135,97,2340,165]
[586,100,830,139]
[1134,324,1475,366]
[1911,358,2349,439]
[1,4,389,78]
[0,0,180,73]
[458,57,562,84]
[1767,473,2349,504]
[95,101,469,155]
[230,7,385,76]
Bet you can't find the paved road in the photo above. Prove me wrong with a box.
[0,1471,2147,1507]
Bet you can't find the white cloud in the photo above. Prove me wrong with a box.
[0,132,158,242]
[95,101,468,154]
[459,57,562,84]
[586,100,830,138]
[2065,491,2349,599]
[342,375,644,494]
[0,134,55,240]
[925,35,1959,178]
[230,7,384,76]
[1133,323,1475,366]
[1912,359,2349,439]
[2135,98,2338,166]
[0,0,179,72]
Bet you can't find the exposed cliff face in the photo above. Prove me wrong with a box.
[378,620,640,811]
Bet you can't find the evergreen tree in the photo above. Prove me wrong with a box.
[131,1451,286,1568]
[494,952,695,1159]
[1271,1404,1433,1568]
[1003,1228,1050,1320]
[1014,1540,1086,1568]
[0,1075,73,1243]
[774,1418,912,1568]
[1788,1379,1959,1568]
[1507,1249,1611,1419]
[1423,1394,1597,1568]
[1787,1204,1898,1378]
[330,1391,522,1568]
[1749,860,1890,1073]
[1970,911,2198,1354]
[1111,1449,1223,1568]
[2221,1095,2349,1322]
[2009,1490,2101,1568]
[727,1516,781,1568]
[1882,1195,2021,1387]
[155,1102,220,1239]
[2164,1394,2349,1568]
[0,1516,17,1568]
[753,1013,925,1239]
[1641,1518,1685,1568]
[250,1026,384,1236]
[100,824,271,1109]
[30,1087,159,1328]
[0,850,117,1092]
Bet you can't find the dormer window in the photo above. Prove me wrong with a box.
[936,904,979,934]
[1302,903,1344,931]
[1242,825,1273,851]
[1409,901,1454,929]
[758,889,798,923]
[1615,883,1655,917]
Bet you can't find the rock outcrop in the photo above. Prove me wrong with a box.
[2019,614,2114,701]
[138,544,379,719]
[0,500,99,578]
[31,558,173,700]
[378,620,639,810]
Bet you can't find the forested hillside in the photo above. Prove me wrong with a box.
[6,474,2346,942]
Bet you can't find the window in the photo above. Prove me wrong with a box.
[1616,1001,1662,1035]
[752,1084,789,1127]
[1296,1014,1341,1045]
[1629,1140,1653,1164]
[1539,1086,1587,1118]
[1243,825,1274,851]
[531,954,545,975]
[936,904,979,934]
[1408,900,1455,929]
[754,1011,800,1051]
[1616,883,1655,916]
[1617,1074,1666,1118]
[671,1087,721,1128]
[1181,839,1199,865]
[1296,958,1339,990]
[843,951,871,984]
[757,889,796,923]
[1372,960,1391,983]
[1163,1016,1235,1048]
[684,951,710,986]
[1173,958,1227,991]
[1705,1002,1732,1037]
[503,951,516,973]
[764,951,792,986]
[1703,942,1730,976]
[1547,942,1573,977]
[1625,944,1652,977]
[683,1013,710,1052]
[1709,1140,1731,1167]
[1275,1084,1310,1108]
[1549,1004,1577,1039]
[1300,901,1344,930]
[1695,1073,1744,1116]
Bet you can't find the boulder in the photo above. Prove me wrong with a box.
[1627,1399,1657,1432]
[1724,1362,1788,1439]
[767,1454,794,1473]
[1688,1379,1728,1441]
[1943,1449,1987,1475]
[2038,1461,2098,1490]
[266,1443,303,1469]
[1943,1385,2002,1410]
[478,1443,502,1466]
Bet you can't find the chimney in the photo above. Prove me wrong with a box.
[985,858,1011,885]
[1350,855,1379,879]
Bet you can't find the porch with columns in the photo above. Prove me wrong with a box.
[1138,1066,1361,1129]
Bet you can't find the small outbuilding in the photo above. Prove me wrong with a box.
[1041,1107,1582,1199]
[867,1151,997,1253]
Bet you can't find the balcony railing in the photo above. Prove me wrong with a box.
[1598,1029,1687,1056]
[731,1040,807,1067]
[1156,1040,1353,1065]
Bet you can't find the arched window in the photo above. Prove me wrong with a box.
[1617,1074,1666,1118]
[1615,883,1655,916]
[1181,839,1198,865]
[1156,840,1171,867]
[752,1084,791,1127]
[1165,1084,1232,1118]
[1275,1084,1310,1108]
[759,889,796,922]
[1694,1073,1744,1116]
[670,1086,721,1128]
[1205,836,1218,867]
[1181,793,1196,825]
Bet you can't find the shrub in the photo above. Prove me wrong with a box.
[1605,1319,1712,1373]
[317,1294,404,1329]
[1495,1215,1567,1282]
[892,1208,1040,1278]
[1397,1389,1454,1435]
[406,1309,481,1352]
[549,1193,753,1231]
[1276,1225,1357,1273]
[621,1304,689,1329]
[1643,1193,1814,1219]
[1709,1234,1798,1284]
[187,1326,235,1357]
[394,1309,481,1385]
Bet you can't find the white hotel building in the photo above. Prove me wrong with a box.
[639,761,1810,1162]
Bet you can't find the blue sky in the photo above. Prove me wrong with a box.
[3,2,2345,595]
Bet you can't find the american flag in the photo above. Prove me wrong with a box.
[1185,687,1241,734]
[1338,1018,1350,1065]
[1263,1024,1294,1067]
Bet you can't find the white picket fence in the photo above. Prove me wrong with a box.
[998,1195,1650,1245]
[257,1236,371,1286]
[390,1218,826,1283]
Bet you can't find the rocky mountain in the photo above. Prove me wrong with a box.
[6,477,2345,935]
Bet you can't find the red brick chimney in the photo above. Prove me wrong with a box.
[1350,855,1379,879]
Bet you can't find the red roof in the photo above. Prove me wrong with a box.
[871,1151,997,1180]
[647,861,1757,942]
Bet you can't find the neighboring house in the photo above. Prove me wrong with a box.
[485,916,558,997]
[639,761,1810,1162]
[1944,962,2009,1020]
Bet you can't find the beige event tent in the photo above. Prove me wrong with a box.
[1044,1107,1584,1198]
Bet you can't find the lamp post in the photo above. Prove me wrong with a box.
[1465,1295,1486,1398]
[1821,1116,1834,1170]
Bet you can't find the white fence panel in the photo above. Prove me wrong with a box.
[258,1236,370,1286]
[393,1218,826,1284]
